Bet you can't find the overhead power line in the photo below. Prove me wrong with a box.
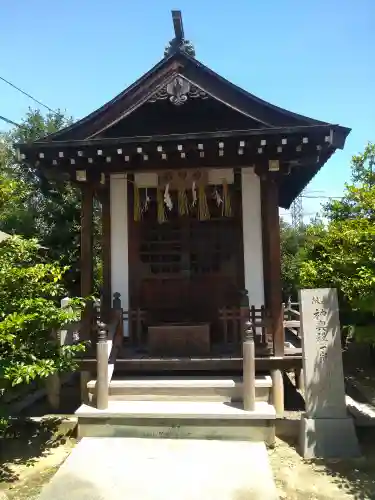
[0,115,20,127]
[0,75,58,115]
[302,195,343,199]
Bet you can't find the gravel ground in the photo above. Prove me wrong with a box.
[269,429,375,500]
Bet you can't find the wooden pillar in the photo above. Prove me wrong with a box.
[81,183,94,341]
[100,185,111,322]
[261,176,284,357]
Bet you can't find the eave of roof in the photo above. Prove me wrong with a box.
[24,48,343,145]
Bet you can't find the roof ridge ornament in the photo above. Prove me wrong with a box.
[164,10,196,58]
[149,75,207,106]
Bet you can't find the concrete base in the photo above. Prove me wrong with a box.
[37,438,279,500]
[78,417,275,445]
[300,414,361,458]
[76,400,276,445]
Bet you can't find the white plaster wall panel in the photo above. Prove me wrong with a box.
[241,167,264,306]
[110,174,129,336]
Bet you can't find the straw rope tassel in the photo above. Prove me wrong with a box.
[133,183,141,221]
[198,184,210,221]
[222,179,232,217]
[157,187,166,224]
[178,188,189,215]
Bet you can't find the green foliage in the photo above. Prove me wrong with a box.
[299,143,375,342]
[0,108,102,295]
[0,236,87,403]
[280,219,307,299]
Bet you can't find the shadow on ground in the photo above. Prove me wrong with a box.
[0,418,74,484]
[281,369,375,499]
[279,420,375,499]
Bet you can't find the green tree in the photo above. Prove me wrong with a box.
[0,109,101,295]
[280,219,307,300]
[299,143,375,342]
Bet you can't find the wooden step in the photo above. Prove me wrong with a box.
[87,375,272,403]
[76,400,276,444]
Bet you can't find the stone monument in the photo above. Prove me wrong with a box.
[299,288,360,458]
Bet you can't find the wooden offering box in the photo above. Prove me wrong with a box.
[148,323,210,356]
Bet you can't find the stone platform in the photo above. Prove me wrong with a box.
[37,437,279,500]
[76,400,276,443]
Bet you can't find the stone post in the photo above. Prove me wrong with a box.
[96,321,109,410]
[271,369,284,417]
[45,297,73,411]
[243,320,256,411]
[45,370,60,410]
[239,289,249,339]
[299,288,360,458]
[294,368,304,391]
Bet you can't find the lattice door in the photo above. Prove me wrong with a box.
[136,190,242,324]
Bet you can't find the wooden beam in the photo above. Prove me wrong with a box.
[261,176,284,356]
[172,10,184,40]
[100,184,111,322]
[80,183,94,341]
[80,355,302,373]
[21,124,334,150]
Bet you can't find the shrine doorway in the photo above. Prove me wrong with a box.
[128,185,244,340]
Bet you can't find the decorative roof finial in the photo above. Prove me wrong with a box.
[164,10,196,58]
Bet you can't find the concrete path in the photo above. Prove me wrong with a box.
[38,438,279,500]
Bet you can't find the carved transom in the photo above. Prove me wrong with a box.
[149,76,208,106]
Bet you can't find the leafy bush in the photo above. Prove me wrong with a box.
[0,236,87,413]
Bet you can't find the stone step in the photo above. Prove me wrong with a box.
[87,375,272,402]
[76,400,276,444]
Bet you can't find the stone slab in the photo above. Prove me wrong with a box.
[78,418,275,444]
[88,375,272,389]
[87,376,272,403]
[75,400,276,420]
[346,394,375,427]
[38,438,279,500]
[300,415,361,458]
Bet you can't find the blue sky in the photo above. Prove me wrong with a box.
[1,1,374,219]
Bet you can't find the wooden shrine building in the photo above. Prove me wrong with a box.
[19,11,350,381]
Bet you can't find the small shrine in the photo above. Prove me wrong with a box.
[18,11,350,372]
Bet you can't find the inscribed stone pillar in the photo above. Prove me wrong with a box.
[299,288,360,458]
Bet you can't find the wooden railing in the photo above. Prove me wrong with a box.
[124,308,147,347]
[115,302,272,352]
[283,299,301,339]
[96,293,123,410]
[218,304,271,347]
